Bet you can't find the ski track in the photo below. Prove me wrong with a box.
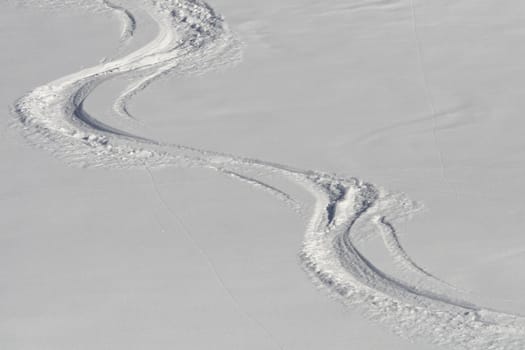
[376,216,467,293]
[102,0,137,48]
[10,0,525,348]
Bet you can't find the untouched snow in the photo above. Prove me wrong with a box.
[2,0,525,349]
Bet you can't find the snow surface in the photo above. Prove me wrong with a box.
[2,0,525,349]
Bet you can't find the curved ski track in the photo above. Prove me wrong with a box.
[11,0,525,349]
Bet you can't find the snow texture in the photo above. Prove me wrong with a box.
[8,0,525,349]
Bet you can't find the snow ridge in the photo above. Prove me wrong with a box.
[10,1,525,349]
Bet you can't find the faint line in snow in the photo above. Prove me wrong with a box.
[144,165,286,350]
[408,0,460,201]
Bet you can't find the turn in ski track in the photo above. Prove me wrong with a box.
[10,0,525,348]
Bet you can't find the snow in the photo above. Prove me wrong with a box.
[2,0,525,349]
